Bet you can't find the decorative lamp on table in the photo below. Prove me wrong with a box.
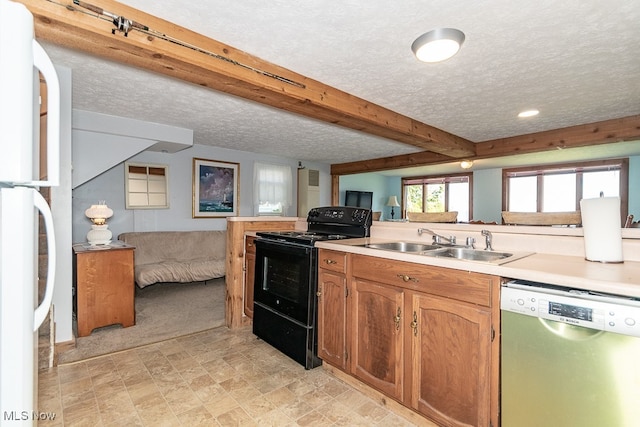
[386,196,400,220]
[85,201,114,245]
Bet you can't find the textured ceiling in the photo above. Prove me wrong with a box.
[41,0,640,165]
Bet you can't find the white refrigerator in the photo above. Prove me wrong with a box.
[0,0,60,424]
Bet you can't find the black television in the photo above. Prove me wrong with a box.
[344,190,373,209]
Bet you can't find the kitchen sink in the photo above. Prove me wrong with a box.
[360,242,442,252]
[358,241,533,264]
[420,247,513,262]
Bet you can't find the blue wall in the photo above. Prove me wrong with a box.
[339,173,404,220]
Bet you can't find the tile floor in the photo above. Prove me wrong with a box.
[38,326,419,426]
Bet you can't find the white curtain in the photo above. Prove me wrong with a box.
[253,162,293,216]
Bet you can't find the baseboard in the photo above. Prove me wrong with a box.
[321,363,437,427]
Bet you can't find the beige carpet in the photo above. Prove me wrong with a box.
[57,278,226,364]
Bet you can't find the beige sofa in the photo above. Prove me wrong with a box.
[118,231,226,288]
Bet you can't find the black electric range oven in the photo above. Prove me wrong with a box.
[253,206,372,369]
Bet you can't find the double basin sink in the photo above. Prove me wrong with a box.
[358,241,526,264]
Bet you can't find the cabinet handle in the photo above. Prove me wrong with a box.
[394,307,401,331]
[316,286,322,298]
[410,311,418,336]
[397,274,418,283]
[324,259,337,265]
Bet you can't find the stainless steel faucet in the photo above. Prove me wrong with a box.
[417,228,456,245]
[481,229,493,251]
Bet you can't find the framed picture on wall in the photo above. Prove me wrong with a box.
[193,158,239,218]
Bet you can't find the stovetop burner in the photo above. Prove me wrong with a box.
[255,230,349,245]
[257,206,372,246]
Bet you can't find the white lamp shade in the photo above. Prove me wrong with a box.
[85,202,114,244]
[85,203,113,224]
[386,196,400,207]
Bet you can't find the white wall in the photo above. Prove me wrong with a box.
[51,66,73,343]
[72,144,332,243]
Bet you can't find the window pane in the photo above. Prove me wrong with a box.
[254,163,292,216]
[129,179,147,192]
[449,182,469,222]
[405,185,423,212]
[509,176,536,211]
[129,193,148,206]
[148,194,167,206]
[583,170,619,199]
[426,183,444,212]
[543,174,576,212]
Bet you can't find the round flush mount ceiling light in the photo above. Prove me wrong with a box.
[518,109,540,118]
[460,160,474,169]
[412,28,465,63]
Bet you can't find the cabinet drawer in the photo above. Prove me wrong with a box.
[318,249,347,274]
[351,254,494,307]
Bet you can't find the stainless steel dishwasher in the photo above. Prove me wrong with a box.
[501,280,640,427]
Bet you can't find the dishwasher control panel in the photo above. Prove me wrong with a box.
[502,281,640,338]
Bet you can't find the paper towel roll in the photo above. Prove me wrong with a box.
[580,197,623,263]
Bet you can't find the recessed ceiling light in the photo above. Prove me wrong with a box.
[411,28,465,63]
[518,109,539,118]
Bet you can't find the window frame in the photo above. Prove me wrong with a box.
[502,158,629,218]
[124,162,170,209]
[402,172,473,221]
[253,162,293,216]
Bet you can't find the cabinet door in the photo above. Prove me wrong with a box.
[317,269,348,369]
[351,278,404,401]
[75,248,135,337]
[409,293,491,427]
[243,236,256,318]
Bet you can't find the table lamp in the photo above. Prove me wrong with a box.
[386,196,400,220]
[85,201,114,245]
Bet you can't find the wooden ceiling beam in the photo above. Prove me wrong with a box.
[475,114,640,157]
[331,114,640,175]
[18,0,475,158]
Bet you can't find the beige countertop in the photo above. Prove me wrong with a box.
[315,237,640,298]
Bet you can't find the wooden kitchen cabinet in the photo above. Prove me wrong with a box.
[243,235,256,319]
[350,278,405,401]
[318,250,500,427]
[317,249,349,369]
[409,291,492,427]
[73,245,135,337]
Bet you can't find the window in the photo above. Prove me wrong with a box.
[253,162,293,216]
[125,162,169,209]
[503,158,628,216]
[402,173,472,222]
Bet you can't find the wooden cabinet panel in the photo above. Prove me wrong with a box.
[409,293,492,427]
[351,278,405,401]
[73,246,135,337]
[318,249,347,274]
[352,254,492,307]
[317,269,348,369]
[243,236,256,319]
[317,250,500,426]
